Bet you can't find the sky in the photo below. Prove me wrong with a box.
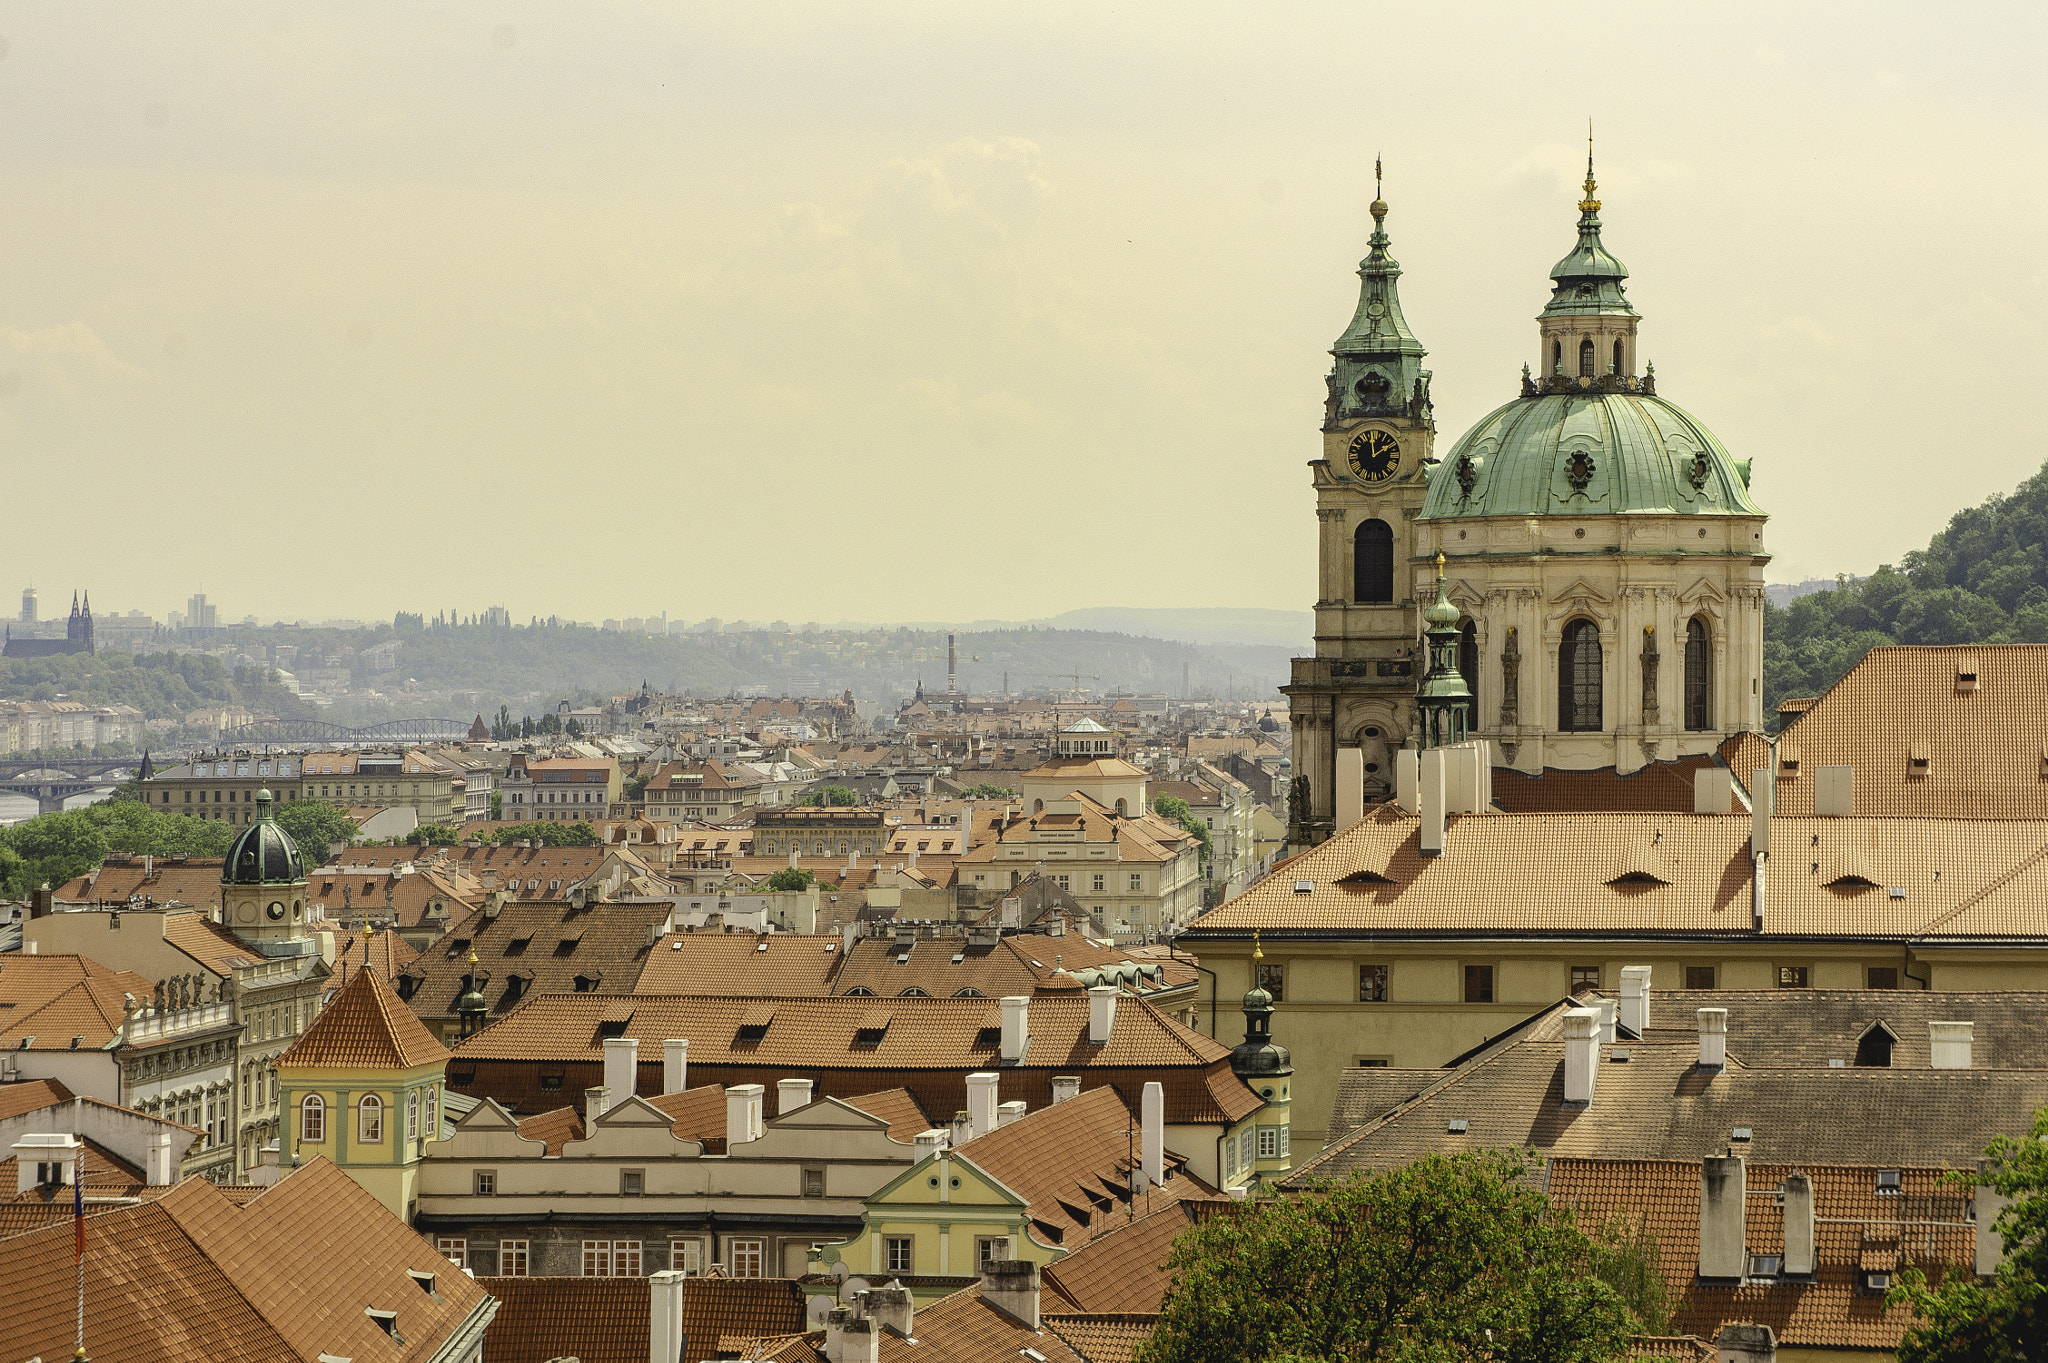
[0,2,2043,627]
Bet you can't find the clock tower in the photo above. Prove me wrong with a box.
[1284,171,1437,851]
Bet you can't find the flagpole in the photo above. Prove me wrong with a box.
[74,1131,87,1361]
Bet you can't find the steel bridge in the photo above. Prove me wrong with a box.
[216,718,475,746]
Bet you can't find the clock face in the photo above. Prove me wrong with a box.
[266,901,285,922]
[1347,429,1400,483]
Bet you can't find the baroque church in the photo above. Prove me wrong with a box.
[1286,152,1768,849]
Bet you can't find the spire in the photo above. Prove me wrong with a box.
[1328,162,1429,422]
[1579,120,1600,215]
[1542,123,1633,320]
[1417,552,1473,749]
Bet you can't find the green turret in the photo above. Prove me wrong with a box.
[1327,160,1431,424]
[1416,553,1472,749]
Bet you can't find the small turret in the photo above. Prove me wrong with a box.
[1417,553,1473,749]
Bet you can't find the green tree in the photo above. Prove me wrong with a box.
[489,793,503,820]
[274,801,359,860]
[800,784,859,807]
[766,866,817,891]
[1152,794,1212,863]
[488,820,599,847]
[1136,1151,1638,1363]
[958,783,1021,800]
[410,823,461,846]
[624,772,653,802]
[1891,1105,2048,1361]
[565,717,585,739]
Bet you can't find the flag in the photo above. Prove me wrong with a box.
[73,1155,85,1261]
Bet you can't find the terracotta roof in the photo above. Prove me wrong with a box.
[514,1104,586,1156]
[0,1077,73,1121]
[839,1086,931,1143]
[1490,756,1722,814]
[1620,988,2048,1069]
[278,966,451,1071]
[397,898,671,1022]
[1044,1313,1160,1363]
[647,1084,730,1151]
[1041,1205,1197,1313]
[875,1286,1087,1363]
[1549,1158,1970,1352]
[1188,805,2048,942]
[160,912,266,973]
[832,936,1193,1002]
[52,859,226,910]
[476,1275,807,1363]
[331,925,424,990]
[0,954,152,1052]
[0,1158,494,1362]
[636,932,846,996]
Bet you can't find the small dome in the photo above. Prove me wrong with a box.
[223,795,307,886]
[1062,718,1111,734]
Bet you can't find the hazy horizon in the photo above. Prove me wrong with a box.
[2,3,2042,625]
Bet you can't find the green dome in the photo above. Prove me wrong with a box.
[222,791,307,886]
[1419,391,1760,521]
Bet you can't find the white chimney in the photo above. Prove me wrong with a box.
[726,1083,765,1148]
[1699,1154,1747,1280]
[1693,766,1732,814]
[1562,1007,1601,1104]
[1814,764,1854,817]
[1697,1008,1728,1070]
[997,1100,1027,1127]
[1594,997,1617,1044]
[1395,748,1419,813]
[1050,1075,1081,1104]
[1141,1081,1164,1191]
[1445,743,1479,814]
[1420,748,1446,856]
[1930,1021,1974,1070]
[1087,985,1118,1043]
[1000,996,1029,1062]
[966,1072,999,1139]
[146,1130,177,1187]
[585,1085,610,1120]
[1618,965,1652,1037]
[601,1037,639,1112]
[913,1128,949,1162]
[14,1134,79,1193]
[980,1259,1040,1329]
[1781,1171,1815,1276]
[825,1308,879,1363]
[1335,747,1365,831]
[649,1270,687,1363]
[1751,765,1772,856]
[858,1285,914,1342]
[778,1077,814,1115]
[663,1038,689,1095]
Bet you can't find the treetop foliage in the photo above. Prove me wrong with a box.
[487,820,599,846]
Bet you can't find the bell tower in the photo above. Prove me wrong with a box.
[1285,165,1437,851]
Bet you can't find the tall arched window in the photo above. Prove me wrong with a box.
[1578,338,1596,377]
[1612,338,1624,375]
[1354,519,1394,603]
[1552,339,1562,373]
[1684,617,1712,731]
[300,1094,325,1143]
[1458,621,1480,723]
[359,1093,384,1144]
[407,1089,420,1141]
[1558,620,1603,732]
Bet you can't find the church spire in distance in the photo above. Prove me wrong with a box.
[1328,158,1430,425]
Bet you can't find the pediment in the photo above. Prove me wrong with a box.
[1548,577,1613,606]
[1678,577,1728,604]
[455,1097,519,1131]
[1448,579,1485,610]
[593,1095,680,1128]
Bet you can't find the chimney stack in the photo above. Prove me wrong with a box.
[649,1270,687,1363]
[663,1038,689,1094]
[1751,765,1772,857]
[779,1077,814,1115]
[726,1083,764,1148]
[146,1130,176,1187]
[1930,1021,1974,1070]
[1715,1324,1778,1363]
[1562,1007,1601,1105]
[1781,1171,1815,1277]
[966,1072,999,1140]
[601,1037,639,1110]
[980,1260,1041,1330]
[1335,747,1365,831]
[1594,997,1617,1044]
[1618,965,1652,1037]
[913,1128,949,1162]
[1420,749,1446,855]
[1977,1158,2008,1276]
[585,1085,610,1120]
[1087,985,1118,1043]
[859,1285,915,1341]
[1000,996,1029,1062]
[1050,1075,1081,1105]
[1141,1081,1164,1191]
[825,1307,879,1363]
[1693,766,1732,814]
[1394,748,1419,813]
[997,1100,1027,1127]
[1697,1008,1728,1070]
[1699,1155,1747,1281]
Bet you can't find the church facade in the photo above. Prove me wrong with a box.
[1287,155,1768,850]
[1,590,94,658]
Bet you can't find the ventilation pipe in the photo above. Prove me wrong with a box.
[1699,1155,1747,1280]
[1698,1008,1728,1070]
[601,1037,639,1110]
[1562,1007,1601,1104]
[966,1072,999,1140]
[663,1039,688,1095]
[1618,965,1652,1037]
[1930,1021,1974,1070]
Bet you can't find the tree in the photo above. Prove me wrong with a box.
[489,793,503,820]
[537,712,562,735]
[274,801,360,860]
[410,823,461,846]
[958,783,1021,800]
[1891,1105,2048,1361]
[488,820,599,847]
[565,717,585,739]
[766,866,817,891]
[1136,1151,1638,1363]
[1152,794,1212,863]
[800,784,859,807]
[624,772,652,802]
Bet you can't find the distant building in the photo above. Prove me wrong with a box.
[1,590,93,658]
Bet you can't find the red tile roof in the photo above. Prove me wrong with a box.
[0,954,152,1052]
[476,1275,807,1363]
[278,967,451,1071]
[1041,1205,1197,1313]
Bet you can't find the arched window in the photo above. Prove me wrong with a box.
[1612,338,1624,375]
[1684,617,1712,731]
[1578,338,1596,377]
[1552,339,1562,373]
[359,1093,384,1144]
[1458,622,1479,723]
[1353,520,1394,603]
[300,1094,325,1143]
[407,1089,420,1140]
[1558,620,1603,732]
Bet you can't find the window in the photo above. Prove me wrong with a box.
[473,1170,496,1196]
[621,1169,645,1196]
[1856,1025,1896,1068]
[300,1094,325,1143]
[1570,965,1600,996]
[1092,874,1106,892]
[1255,962,1284,1002]
[1559,620,1603,731]
[1684,617,1712,731]
[1578,337,1595,377]
[802,1167,826,1197]
[407,1090,420,1140]
[671,1239,702,1275]
[1358,963,1389,1002]
[731,1238,765,1278]
[436,1237,466,1268]
[426,1087,439,1140]
[1777,965,1810,988]
[1258,1127,1278,1159]
[582,1240,642,1277]
[1458,620,1479,722]
[1684,966,1718,990]
[1355,1056,1391,1067]
[1129,873,1142,891]
[1354,519,1394,603]
[975,1235,1010,1269]
[1239,1129,1255,1175]
[1613,338,1624,375]
[1867,966,1900,990]
[1463,965,1494,1003]
[358,1094,384,1143]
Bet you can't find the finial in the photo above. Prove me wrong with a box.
[467,947,478,965]
[1370,155,1387,221]
[1251,929,1263,962]
[1579,120,1601,215]
[1435,549,1446,577]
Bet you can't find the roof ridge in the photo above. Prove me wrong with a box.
[1911,838,2048,940]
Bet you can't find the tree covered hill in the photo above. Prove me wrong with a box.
[1765,460,2048,723]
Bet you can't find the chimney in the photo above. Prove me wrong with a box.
[1594,997,1617,1044]
[585,1085,610,1120]
[1087,985,1118,1043]
[146,1130,176,1187]
[1699,1155,1747,1281]
[1618,965,1652,1038]
[1698,1008,1729,1070]
[1394,748,1418,813]
[997,1100,1027,1127]
[726,1083,765,1148]
[1000,996,1029,1062]
[1814,765,1854,817]
[1419,748,1446,855]
[913,1128,949,1162]
[825,1306,879,1363]
[602,1037,639,1109]
[1562,1007,1601,1105]
[663,1039,689,1094]
[1715,1324,1777,1363]
[1693,767,1732,814]
[1930,1021,1974,1070]
[1335,747,1365,831]
[859,1285,914,1341]
[1750,765,1772,857]
[1781,1171,1815,1277]
[966,1072,999,1139]
[1977,1158,2007,1276]
[14,1134,79,1193]
[951,1110,973,1146]
[779,1077,814,1115]
[1141,1081,1164,1191]
[649,1270,687,1363]
[980,1259,1040,1330]
[1050,1075,1081,1104]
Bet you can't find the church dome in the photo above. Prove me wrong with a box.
[222,791,308,885]
[1419,390,1760,522]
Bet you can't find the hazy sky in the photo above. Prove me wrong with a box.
[1,3,2042,627]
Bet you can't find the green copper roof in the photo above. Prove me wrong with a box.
[1540,152,1634,320]
[1419,391,1760,521]
[222,790,307,886]
[1325,170,1431,422]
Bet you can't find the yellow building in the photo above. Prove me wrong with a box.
[275,951,453,1220]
